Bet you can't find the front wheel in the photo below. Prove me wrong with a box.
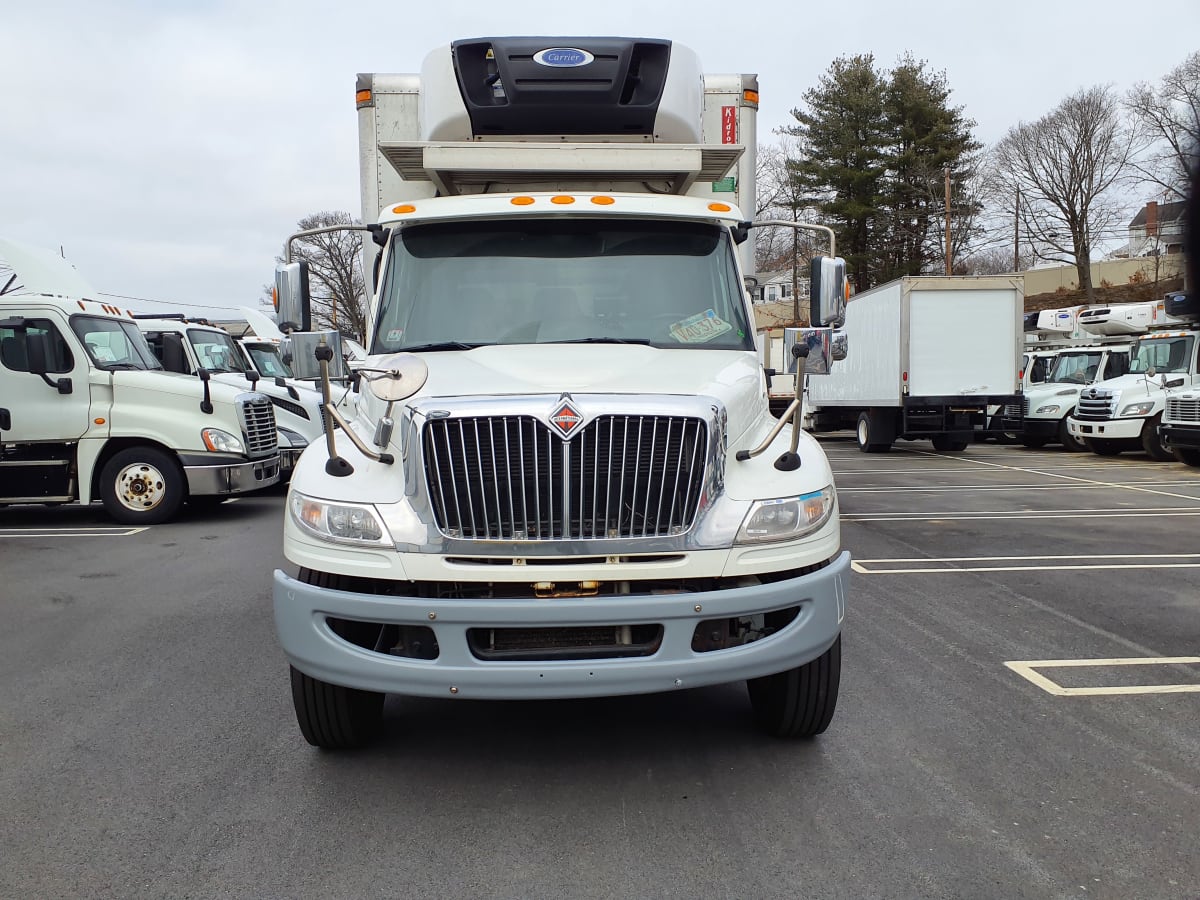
[99,447,185,525]
[1086,439,1123,457]
[1058,418,1088,452]
[747,636,841,738]
[1173,447,1200,467]
[931,435,968,452]
[1141,418,1174,461]
[290,666,384,750]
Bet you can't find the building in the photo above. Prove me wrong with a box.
[754,270,810,306]
[1126,199,1187,258]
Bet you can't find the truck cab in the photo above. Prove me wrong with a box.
[270,37,851,749]
[0,239,281,523]
[136,315,325,476]
[1014,345,1131,450]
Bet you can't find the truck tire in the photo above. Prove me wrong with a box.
[748,636,840,738]
[1085,439,1122,457]
[1173,447,1200,467]
[1141,419,1174,461]
[1058,418,1087,452]
[931,435,968,452]
[1020,436,1048,449]
[99,446,185,525]
[855,411,891,453]
[290,666,385,750]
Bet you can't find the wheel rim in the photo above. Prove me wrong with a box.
[113,462,168,512]
[857,418,869,447]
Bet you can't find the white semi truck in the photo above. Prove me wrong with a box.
[803,275,1023,452]
[1154,292,1200,466]
[1066,297,1197,460]
[0,239,281,523]
[134,315,325,475]
[271,37,851,748]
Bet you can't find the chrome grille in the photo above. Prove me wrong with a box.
[1074,391,1115,421]
[238,394,278,456]
[423,414,709,540]
[1167,397,1200,423]
[1003,400,1025,418]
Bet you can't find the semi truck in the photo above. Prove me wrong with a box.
[0,239,281,523]
[271,36,851,749]
[803,275,1023,453]
[134,315,325,476]
[1155,292,1200,465]
[1066,296,1197,460]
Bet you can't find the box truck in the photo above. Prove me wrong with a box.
[271,37,852,748]
[804,276,1023,452]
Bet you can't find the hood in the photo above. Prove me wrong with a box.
[407,345,763,440]
[0,237,98,298]
[110,368,258,405]
[1083,373,1164,397]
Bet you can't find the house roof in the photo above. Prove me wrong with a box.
[1129,200,1187,228]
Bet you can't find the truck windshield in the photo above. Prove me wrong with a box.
[1128,335,1194,374]
[243,342,293,378]
[1048,351,1102,384]
[187,328,249,374]
[71,316,162,371]
[372,218,755,353]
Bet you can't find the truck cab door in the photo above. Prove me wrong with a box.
[0,316,92,443]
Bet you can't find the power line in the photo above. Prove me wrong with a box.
[98,291,259,312]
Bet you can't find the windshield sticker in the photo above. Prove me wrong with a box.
[386,329,404,343]
[670,309,733,344]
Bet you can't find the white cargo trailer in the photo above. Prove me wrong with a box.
[804,275,1023,452]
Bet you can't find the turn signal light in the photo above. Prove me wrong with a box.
[708,202,732,212]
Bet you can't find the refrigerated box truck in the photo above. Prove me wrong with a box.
[804,275,1023,452]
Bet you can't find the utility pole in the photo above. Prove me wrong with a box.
[944,166,952,275]
[1013,184,1021,272]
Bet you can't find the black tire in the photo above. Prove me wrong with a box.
[1020,436,1049,449]
[1058,418,1087,452]
[98,446,185,525]
[931,435,968,452]
[1085,439,1123,457]
[1141,419,1174,461]
[290,665,384,750]
[748,636,841,738]
[1173,447,1200,467]
[855,411,891,453]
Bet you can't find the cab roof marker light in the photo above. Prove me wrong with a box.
[708,202,732,213]
[391,204,416,214]
[551,196,576,205]
[511,197,535,206]
[591,196,615,205]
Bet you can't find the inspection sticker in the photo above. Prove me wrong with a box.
[670,309,732,344]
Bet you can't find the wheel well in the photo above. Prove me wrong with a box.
[91,439,184,499]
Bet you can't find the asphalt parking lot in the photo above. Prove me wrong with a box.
[1,439,1198,899]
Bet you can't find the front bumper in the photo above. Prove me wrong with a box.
[1160,422,1200,451]
[184,454,280,495]
[1066,416,1145,441]
[1016,416,1059,439]
[273,550,850,700]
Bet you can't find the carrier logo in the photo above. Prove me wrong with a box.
[549,397,584,437]
[533,48,594,68]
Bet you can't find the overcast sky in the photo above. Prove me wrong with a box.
[3,0,1197,318]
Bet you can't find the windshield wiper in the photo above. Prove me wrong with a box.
[551,337,653,346]
[104,362,144,370]
[401,341,484,353]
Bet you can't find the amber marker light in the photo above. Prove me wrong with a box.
[708,202,732,212]
[356,89,372,104]
[511,196,535,206]
[743,89,760,104]
[591,196,615,205]
[391,204,416,214]
[551,195,576,205]
[94,418,105,425]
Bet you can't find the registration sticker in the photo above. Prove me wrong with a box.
[386,329,404,342]
[669,309,733,344]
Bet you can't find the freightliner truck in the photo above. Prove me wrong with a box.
[0,239,281,523]
[271,37,852,748]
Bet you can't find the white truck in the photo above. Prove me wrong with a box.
[134,315,326,475]
[0,239,281,523]
[271,36,851,749]
[1153,292,1200,466]
[804,275,1023,453]
[1066,297,1197,460]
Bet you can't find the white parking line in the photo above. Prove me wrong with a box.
[852,552,1200,573]
[1005,657,1200,696]
[0,526,148,537]
[844,509,1200,522]
[840,483,1200,493]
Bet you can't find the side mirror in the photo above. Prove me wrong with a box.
[274,261,312,333]
[26,332,73,394]
[831,329,848,362]
[161,332,189,373]
[810,256,848,327]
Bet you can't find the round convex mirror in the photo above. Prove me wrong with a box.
[361,353,429,402]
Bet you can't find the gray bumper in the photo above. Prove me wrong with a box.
[185,455,280,496]
[273,551,850,700]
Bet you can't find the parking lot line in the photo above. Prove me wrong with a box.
[1004,657,1200,696]
[0,527,148,537]
[843,509,1200,522]
[852,552,1200,574]
[839,483,1200,493]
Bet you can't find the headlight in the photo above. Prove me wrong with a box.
[201,428,244,454]
[736,486,835,544]
[1120,401,1156,416]
[1035,405,1061,415]
[290,492,391,546]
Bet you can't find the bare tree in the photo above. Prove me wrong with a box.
[992,86,1137,301]
[1125,51,1200,200]
[275,211,367,341]
[755,136,820,322]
